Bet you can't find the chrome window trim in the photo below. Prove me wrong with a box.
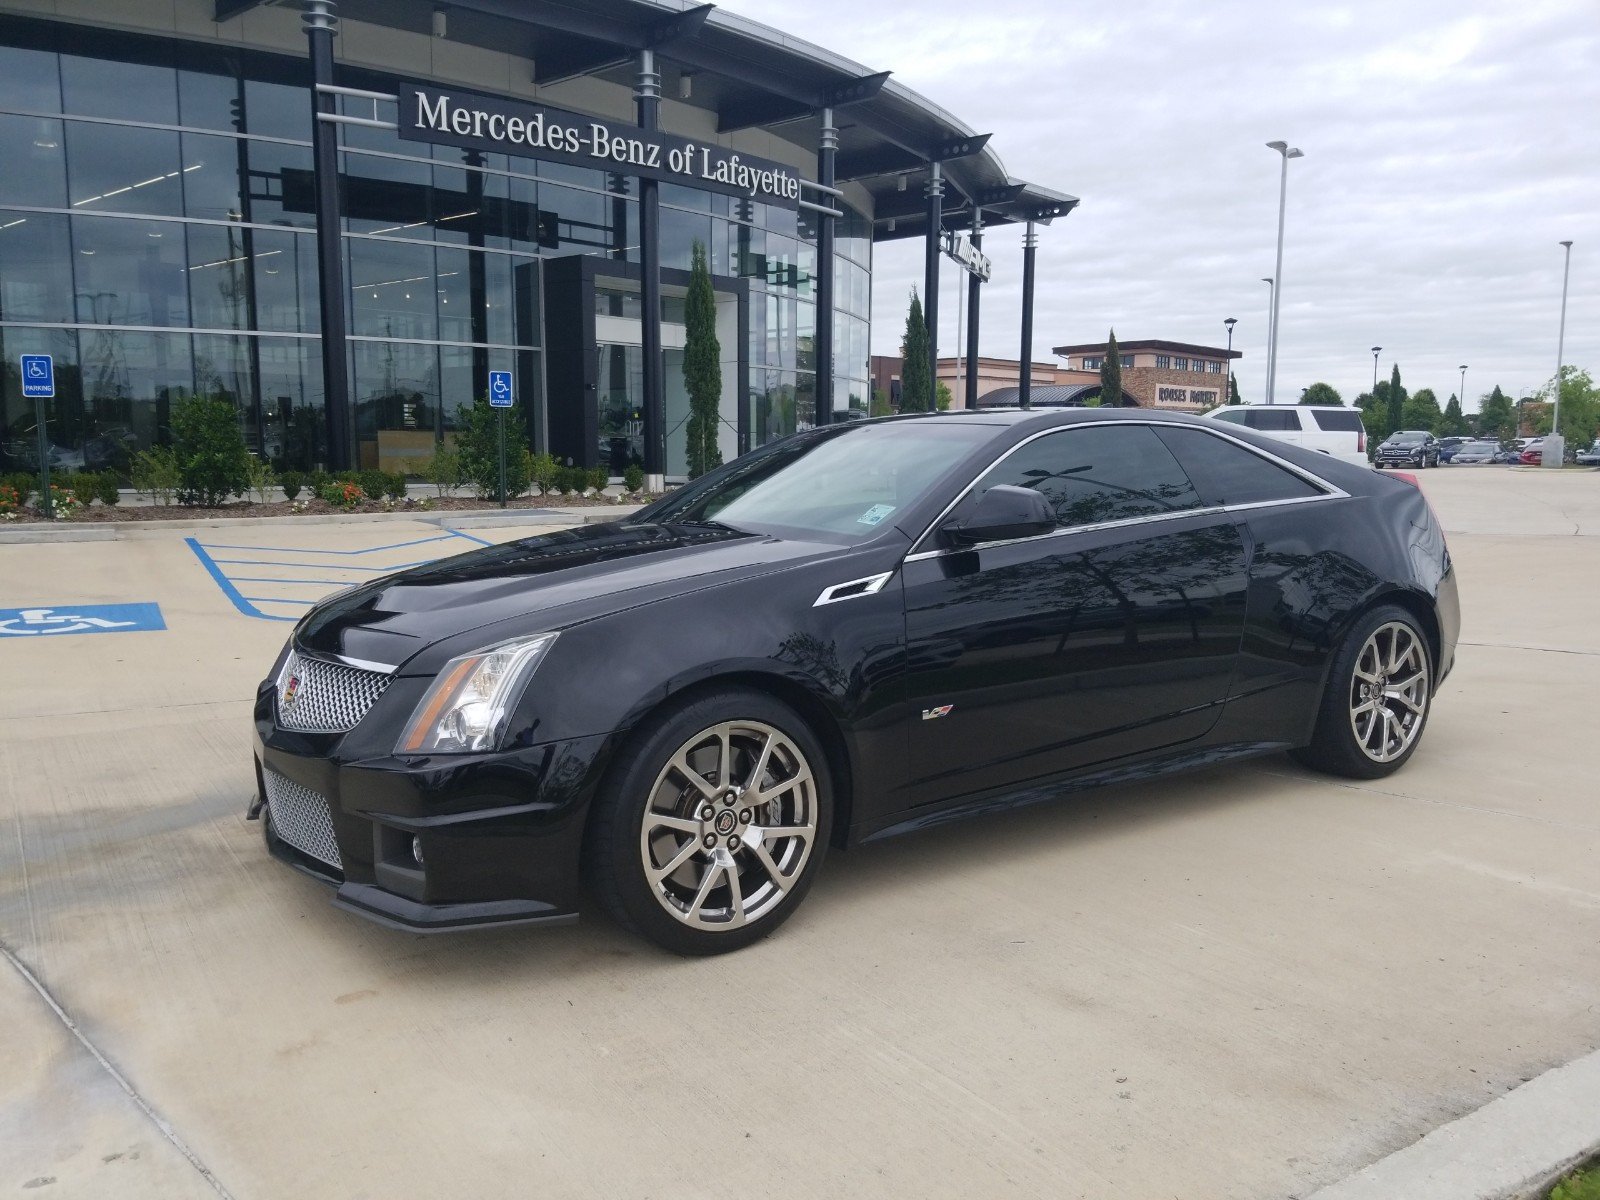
[903,418,1347,563]
[813,571,894,607]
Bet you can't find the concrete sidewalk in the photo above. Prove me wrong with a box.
[1,469,1597,1199]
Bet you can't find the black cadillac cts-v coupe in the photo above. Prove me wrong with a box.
[251,409,1458,954]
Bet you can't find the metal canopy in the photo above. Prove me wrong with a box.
[218,0,1075,239]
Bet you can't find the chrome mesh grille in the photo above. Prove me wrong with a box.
[262,769,342,871]
[276,650,389,733]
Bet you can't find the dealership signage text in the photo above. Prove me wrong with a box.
[399,86,801,208]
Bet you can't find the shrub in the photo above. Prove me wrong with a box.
[67,471,99,507]
[622,464,645,494]
[130,447,181,506]
[0,472,36,506]
[246,454,277,504]
[357,469,388,502]
[324,480,364,510]
[454,397,529,500]
[95,471,120,506]
[278,470,304,502]
[0,483,20,517]
[171,393,252,506]
[527,451,559,494]
[384,471,408,501]
[417,446,463,498]
[585,466,609,494]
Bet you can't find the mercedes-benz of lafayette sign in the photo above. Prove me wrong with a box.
[398,84,802,209]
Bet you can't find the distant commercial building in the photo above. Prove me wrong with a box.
[1052,339,1241,412]
[869,354,1090,408]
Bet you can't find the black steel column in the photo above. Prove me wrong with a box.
[1019,219,1037,410]
[922,162,942,409]
[814,108,838,425]
[304,0,351,471]
[964,209,983,409]
[636,50,665,487]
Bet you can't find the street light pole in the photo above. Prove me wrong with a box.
[1458,364,1468,419]
[1223,317,1236,405]
[1546,240,1574,469]
[1265,141,1303,405]
[1371,346,1382,396]
[1261,278,1273,399]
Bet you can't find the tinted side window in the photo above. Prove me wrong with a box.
[1210,410,1247,424]
[1312,410,1364,432]
[977,425,1202,528]
[1155,428,1325,507]
[1243,409,1301,431]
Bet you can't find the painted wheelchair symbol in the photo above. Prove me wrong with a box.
[25,360,48,379]
[0,607,137,635]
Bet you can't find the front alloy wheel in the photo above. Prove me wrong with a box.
[639,720,819,931]
[589,689,832,955]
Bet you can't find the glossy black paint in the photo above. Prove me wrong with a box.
[252,409,1458,931]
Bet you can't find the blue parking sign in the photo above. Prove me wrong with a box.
[488,370,514,409]
[21,354,54,398]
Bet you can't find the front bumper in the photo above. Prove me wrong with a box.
[252,684,610,933]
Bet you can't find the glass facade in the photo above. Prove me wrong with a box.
[0,15,871,479]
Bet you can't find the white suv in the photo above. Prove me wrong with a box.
[1203,404,1369,468]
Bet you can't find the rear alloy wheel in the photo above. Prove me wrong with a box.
[590,690,831,955]
[1292,605,1433,779]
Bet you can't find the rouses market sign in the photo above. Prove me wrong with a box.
[398,84,802,209]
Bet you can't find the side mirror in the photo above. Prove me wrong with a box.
[941,484,1057,547]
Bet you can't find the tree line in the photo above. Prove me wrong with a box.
[1295,368,1597,446]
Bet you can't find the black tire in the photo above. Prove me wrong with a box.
[587,687,833,955]
[1291,604,1434,780]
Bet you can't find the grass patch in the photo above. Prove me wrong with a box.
[1550,1161,1600,1200]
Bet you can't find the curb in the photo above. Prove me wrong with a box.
[0,505,642,544]
[1305,1047,1600,1200]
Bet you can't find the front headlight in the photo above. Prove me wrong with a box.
[396,632,558,754]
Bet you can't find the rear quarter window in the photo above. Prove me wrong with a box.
[1311,410,1364,432]
[1243,410,1301,432]
[1154,427,1327,507]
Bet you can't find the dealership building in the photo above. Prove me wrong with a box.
[0,0,1074,483]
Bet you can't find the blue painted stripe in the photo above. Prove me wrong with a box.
[195,534,457,555]
[449,529,494,546]
[185,538,295,621]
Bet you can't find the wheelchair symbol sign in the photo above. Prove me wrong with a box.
[488,370,514,408]
[21,355,54,398]
[0,603,166,636]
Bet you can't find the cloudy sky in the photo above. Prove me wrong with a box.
[721,0,1598,411]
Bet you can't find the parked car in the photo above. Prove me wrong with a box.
[1519,443,1544,466]
[1375,430,1441,469]
[1437,436,1472,463]
[1449,439,1502,465]
[1202,404,1368,468]
[1576,439,1600,467]
[250,410,1458,954]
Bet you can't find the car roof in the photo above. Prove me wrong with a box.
[1218,403,1346,412]
[898,407,1214,428]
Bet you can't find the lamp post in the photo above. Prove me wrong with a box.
[1264,141,1304,405]
[1371,346,1382,396]
[1261,278,1273,398]
[1458,364,1468,420]
[1546,240,1574,469]
[1223,317,1237,404]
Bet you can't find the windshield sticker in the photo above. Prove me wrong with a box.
[857,504,896,527]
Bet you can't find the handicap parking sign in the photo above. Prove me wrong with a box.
[488,370,514,409]
[0,603,166,636]
[21,354,54,399]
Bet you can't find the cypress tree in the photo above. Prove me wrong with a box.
[901,290,931,413]
[683,241,722,478]
[1385,364,1405,432]
[1100,329,1124,407]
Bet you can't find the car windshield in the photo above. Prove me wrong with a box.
[1387,433,1427,445]
[642,420,996,542]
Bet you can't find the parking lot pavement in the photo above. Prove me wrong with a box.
[2,480,1598,1199]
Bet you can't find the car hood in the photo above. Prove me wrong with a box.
[294,520,845,670]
